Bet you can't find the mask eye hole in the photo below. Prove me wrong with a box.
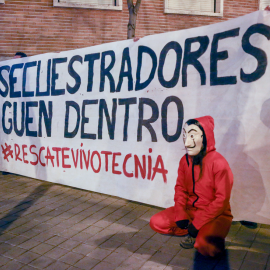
[190,134,194,139]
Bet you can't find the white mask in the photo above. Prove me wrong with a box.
[183,124,204,156]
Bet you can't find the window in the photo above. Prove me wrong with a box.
[260,0,270,10]
[164,0,223,16]
[53,0,122,10]
[0,0,4,4]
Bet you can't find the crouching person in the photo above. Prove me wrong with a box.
[150,116,233,257]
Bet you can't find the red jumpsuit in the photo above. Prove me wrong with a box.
[150,116,233,257]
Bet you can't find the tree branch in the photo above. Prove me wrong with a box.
[127,0,134,10]
[134,0,142,13]
[127,0,142,39]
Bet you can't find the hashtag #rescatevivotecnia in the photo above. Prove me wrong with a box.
[1,143,13,162]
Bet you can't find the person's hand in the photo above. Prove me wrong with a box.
[175,219,189,229]
[265,6,270,11]
[133,37,140,42]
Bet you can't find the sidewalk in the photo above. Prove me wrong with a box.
[0,174,269,270]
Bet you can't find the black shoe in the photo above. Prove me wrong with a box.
[240,221,258,229]
[180,234,195,249]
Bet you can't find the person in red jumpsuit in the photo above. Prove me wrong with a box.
[150,116,233,257]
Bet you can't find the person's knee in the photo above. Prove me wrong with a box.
[149,213,163,231]
[149,212,170,234]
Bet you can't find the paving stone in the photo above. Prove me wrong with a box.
[178,247,197,259]
[91,261,116,270]
[94,220,113,228]
[59,229,79,238]
[133,247,157,260]
[261,224,270,229]
[141,238,164,250]
[59,239,81,250]
[2,245,27,259]
[230,238,253,248]
[58,251,85,265]
[33,223,54,232]
[0,260,25,270]
[19,239,42,249]
[129,219,149,230]
[250,242,270,253]
[149,251,175,265]
[115,242,140,253]
[74,256,100,269]
[82,225,103,235]
[168,235,185,245]
[46,217,64,226]
[20,265,37,270]
[67,265,84,270]
[70,232,93,242]
[0,233,16,242]
[45,235,67,246]
[140,260,167,270]
[164,266,186,270]
[111,209,131,218]
[30,243,54,255]
[32,231,55,242]
[244,251,269,264]
[169,255,193,269]
[70,222,91,232]
[113,245,134,257]
[134,226,156,239]
[106,223,127,233]
[44,246,70,259]
[226,247,248,260]
[20,229,40,238]
[46,225,67,235]
[103,250,132,266]
[44,260,70,270]
[158,242,182,255]
[239,260,265,270]
[16,250,41,264]
[109,232,135,243]
[7,225,31,235]
[99,239,123,250]
[0,255,11,266]
[253,236,270,245]
[239,226,259,233]
[87,247,112,260]
[5,235,29,245]
[115,254,146,270]
[125,235,147,247]
[72,243,96,255]
[150,233,171,243]
[29,255,56,268]
[235,231,256,240]
[118,226,138,234]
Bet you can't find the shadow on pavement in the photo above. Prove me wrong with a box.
[95,230,231,269]
[0,182,54,234]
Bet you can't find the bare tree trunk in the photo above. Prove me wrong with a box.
[127,0,142,39]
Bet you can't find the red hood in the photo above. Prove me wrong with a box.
[194,116,216,153]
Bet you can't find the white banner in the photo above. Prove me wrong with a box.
[1,11,270,224]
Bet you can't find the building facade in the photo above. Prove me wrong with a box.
[0,0,268,60]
